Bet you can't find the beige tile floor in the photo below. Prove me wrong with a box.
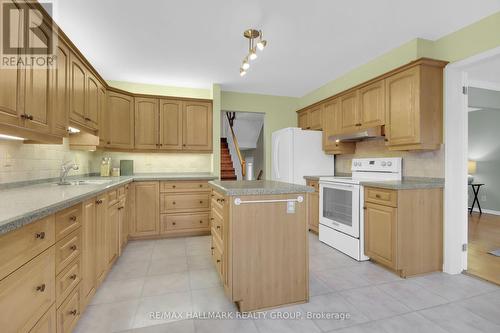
[74,233,500,333]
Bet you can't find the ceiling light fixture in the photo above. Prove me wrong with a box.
[240,29,268,76]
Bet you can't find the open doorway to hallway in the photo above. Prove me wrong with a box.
[465,55,500,285]
[220,111,265,181]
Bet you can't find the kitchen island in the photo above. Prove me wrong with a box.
[208,180,314,312]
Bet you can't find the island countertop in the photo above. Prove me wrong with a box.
[0,172,217,235]
[209,180,314,196]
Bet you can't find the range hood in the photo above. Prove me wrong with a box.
[328,126,383,143]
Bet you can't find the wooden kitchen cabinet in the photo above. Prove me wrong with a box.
[106,203,120,267]
[182,100,213,151]
[297,107,322,130]
[118,197,128,254]
[95,193,108,286]
[339,90,359,133]
[321,99,356,155]
[81,198,96,309]
[98,83,107,146]
[385,60,445,150]
[363,186,443,277]
[135,97,159,149]
[85,73,100,130]
[159,99,183,150]
[306,180,320,233]
[69,53,87,127]
[358,80,385,129]
[52,41,70,137]
[130,182,160,237]
[106,91,135,149]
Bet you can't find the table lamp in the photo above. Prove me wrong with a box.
[468,160,477,184]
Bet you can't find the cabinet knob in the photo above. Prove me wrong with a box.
[69,309,78,316]
[107,141,111,144]
[183,144,186,146]
[216,259,221,263]
[70,245,77,251]
[172,185,176,188]
[216,226,221,229]
[199,184,203,188]
[172,201,176,205]
[70,274,77,280]
[172,222,176,225]
[363,206,367,210]
[211,247,214,250]
[36,284,46,292]
[199,200,203,204]
[35,232,45,239]
[84,117,91,121]
[375,194,381,199]
[384,138,389,142]
[199,220,203,224]
[210,217,214,220]
[69,215,77,222]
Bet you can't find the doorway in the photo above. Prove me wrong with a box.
[444,47,500,284]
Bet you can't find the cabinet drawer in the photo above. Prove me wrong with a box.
[0,215,55,280]
[160,180,210,193]
[365,187,398,207]
[118,186,126,199]
[211,238,223,280]
[160,213,209,232]
[56,258,81,308]
[211,210,224,243]
[306,180,319,192]
[55,230,81,275]
[108,189,118,206]
[56,283,81,333]
[0,247,55,333]
[55,204,82,241]
[211,190,226,213]
[30,305,56,333]
[161,193,210,213]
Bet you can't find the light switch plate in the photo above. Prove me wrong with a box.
[287,201,295,214]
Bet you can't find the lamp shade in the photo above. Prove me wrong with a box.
[468,160,477,174]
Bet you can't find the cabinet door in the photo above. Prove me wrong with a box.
[69,53,87,125]
[107,91,134,148]
[159,99,183,150]
[106,204,119,267]
[98,84,107,145]
[322,100,338,151]
[85,73,99,129]
[23,19,52,134]
[81,198,96,309]
[118,198,127,254]
[0,1,23,127]
[358,80,385,129]
[297,111,309,129]
[130,182,159,237]
[385,67,420,146]
[134,97,159,149]
[339,91,359,133]
[52,42,70,136]
[308,192,319,232]
[95,194,108,286]
[309,106,322,130]
[364,202,397,269]
[182,101,213,151]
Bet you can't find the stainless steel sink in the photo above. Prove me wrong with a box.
[57,179,113,186]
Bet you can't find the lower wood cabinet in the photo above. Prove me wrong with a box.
[364,186,443,277]
[106,202,120,267]
[56,283,81,333]
[81,198,96,308]
[30,305,56,333]
[95,193,108,286]
[130,182,160,237]
[306,179,319,233]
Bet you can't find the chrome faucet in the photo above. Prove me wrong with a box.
[59,161,79,185]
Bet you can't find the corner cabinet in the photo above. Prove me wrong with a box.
[106,91,135,149]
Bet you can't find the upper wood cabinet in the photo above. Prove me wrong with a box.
[183,101,213,151]
[339,91,359,133]
[297,106,322,130]
[160,99,183,150]
[385,62,443,150]
[85,73,99,130]
[358,80,385,129]
[52,42,70,137]
[69,53,87,126]
[106,91,135,149]
[321,99,355,155]
[135,97,159,149]
[98,83,107,146]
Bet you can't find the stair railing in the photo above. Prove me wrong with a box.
[226,112,246,177]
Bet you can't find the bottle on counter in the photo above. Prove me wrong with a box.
[100,157,111,177]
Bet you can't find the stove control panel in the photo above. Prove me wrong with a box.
[351,157,402,173]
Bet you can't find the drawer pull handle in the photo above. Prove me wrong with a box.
[375,194,381,199]
[172,185,176,188]
[36,284,46,292]
[70,274,77,280]
[172,222,176,225]
[96,199,103,204]
[216,226,221,229]
[199,184,203,188]
[172,201,176,205]
[69,215,77,221]
[216,259,221,263]
[211,247,214,250]
[69,309,77,316]
[199,220,203,223]
[35,232,45,239]
[210,218,214,220]
[199,200,203,204]
[70,245,77,251]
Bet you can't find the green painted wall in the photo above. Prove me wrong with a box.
[211,84,221,178]
[219,91,299,178]
[106,80,212,99]
[299,11,500,108]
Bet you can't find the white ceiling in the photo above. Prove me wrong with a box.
[49,0,500,97]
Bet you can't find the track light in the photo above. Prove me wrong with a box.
[242,57,250,70]
[240,68,247,76]
[239,28,268,76]
[257,31,267,51]
[249,48,258,60]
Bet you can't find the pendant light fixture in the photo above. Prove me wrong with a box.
[240,29,267,76]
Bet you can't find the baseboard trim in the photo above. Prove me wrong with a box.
[471,208,500,216]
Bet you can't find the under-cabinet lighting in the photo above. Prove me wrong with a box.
[0,134,25,141]
[68,127,81,134]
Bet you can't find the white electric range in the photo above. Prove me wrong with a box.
[319,157,402,260]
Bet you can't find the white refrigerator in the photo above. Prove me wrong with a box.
[271,127,335,185]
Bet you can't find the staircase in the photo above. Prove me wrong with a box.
[220,138,237,180]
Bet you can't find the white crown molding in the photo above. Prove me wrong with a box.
[468,79,500,92]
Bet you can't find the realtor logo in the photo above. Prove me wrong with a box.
[1,0,56,68]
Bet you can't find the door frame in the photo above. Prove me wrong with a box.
[443,46,500,274]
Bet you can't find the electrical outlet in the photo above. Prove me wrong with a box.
[481,195,487,202]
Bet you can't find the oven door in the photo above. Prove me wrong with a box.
[319,182,360,238]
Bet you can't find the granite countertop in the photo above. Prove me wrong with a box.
[0,173,217,235]
[360,177,444,190]
[209,180,314,196]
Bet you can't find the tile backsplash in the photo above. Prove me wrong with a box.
[0,138,94,184]
[335,138,444,178]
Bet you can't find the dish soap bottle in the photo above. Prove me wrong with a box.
[100,158,108,177]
